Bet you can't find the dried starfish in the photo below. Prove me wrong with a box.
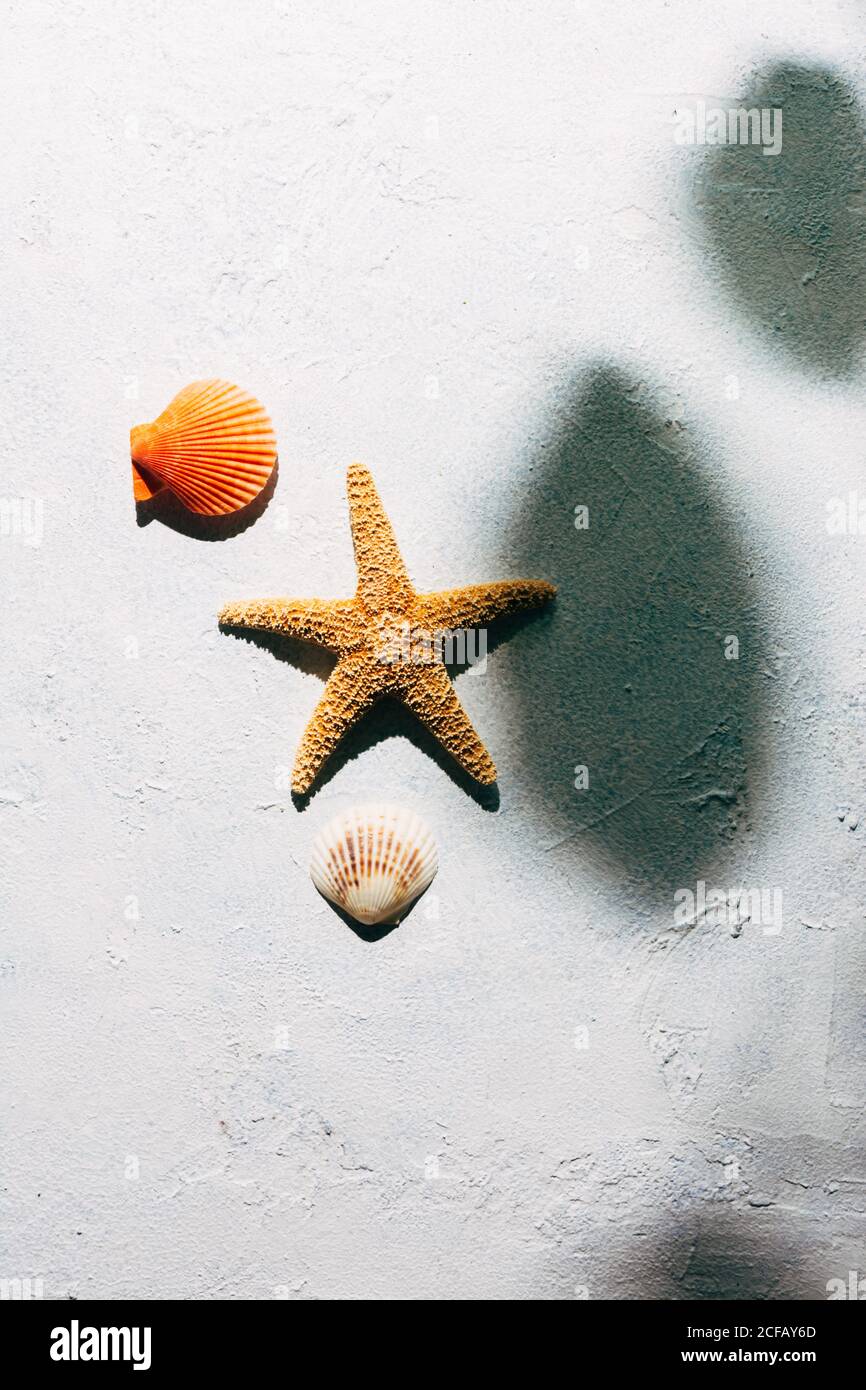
[219,464,555,793]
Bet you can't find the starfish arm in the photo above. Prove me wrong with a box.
[292,655,386,794]
[415,579,556,634]
[347,463,415,615]
[219,597,358,651]
[393,661,497,785]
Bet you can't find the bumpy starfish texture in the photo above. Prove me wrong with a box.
[219,464,555,793]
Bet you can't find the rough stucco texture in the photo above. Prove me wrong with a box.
[2,1,865,1300]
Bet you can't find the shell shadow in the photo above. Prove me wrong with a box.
[691,61,866,378]
[135,457,279,540]
[216,619,560,812]
[316,885,431,943]
[504,363,769,906]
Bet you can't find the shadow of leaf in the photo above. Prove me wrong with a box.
[551,1206,818,1299]
[691,61,866,378]
[504,363,769,906]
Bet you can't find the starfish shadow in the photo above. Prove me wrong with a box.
[135,458,279,540]
[291,697,503,811]
[219,623,337,682]
[219,610,551,810]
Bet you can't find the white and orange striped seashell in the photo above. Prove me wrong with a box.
[309,803,438,926]
[130,379,277,515]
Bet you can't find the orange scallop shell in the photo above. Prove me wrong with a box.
[130,379,277,516]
